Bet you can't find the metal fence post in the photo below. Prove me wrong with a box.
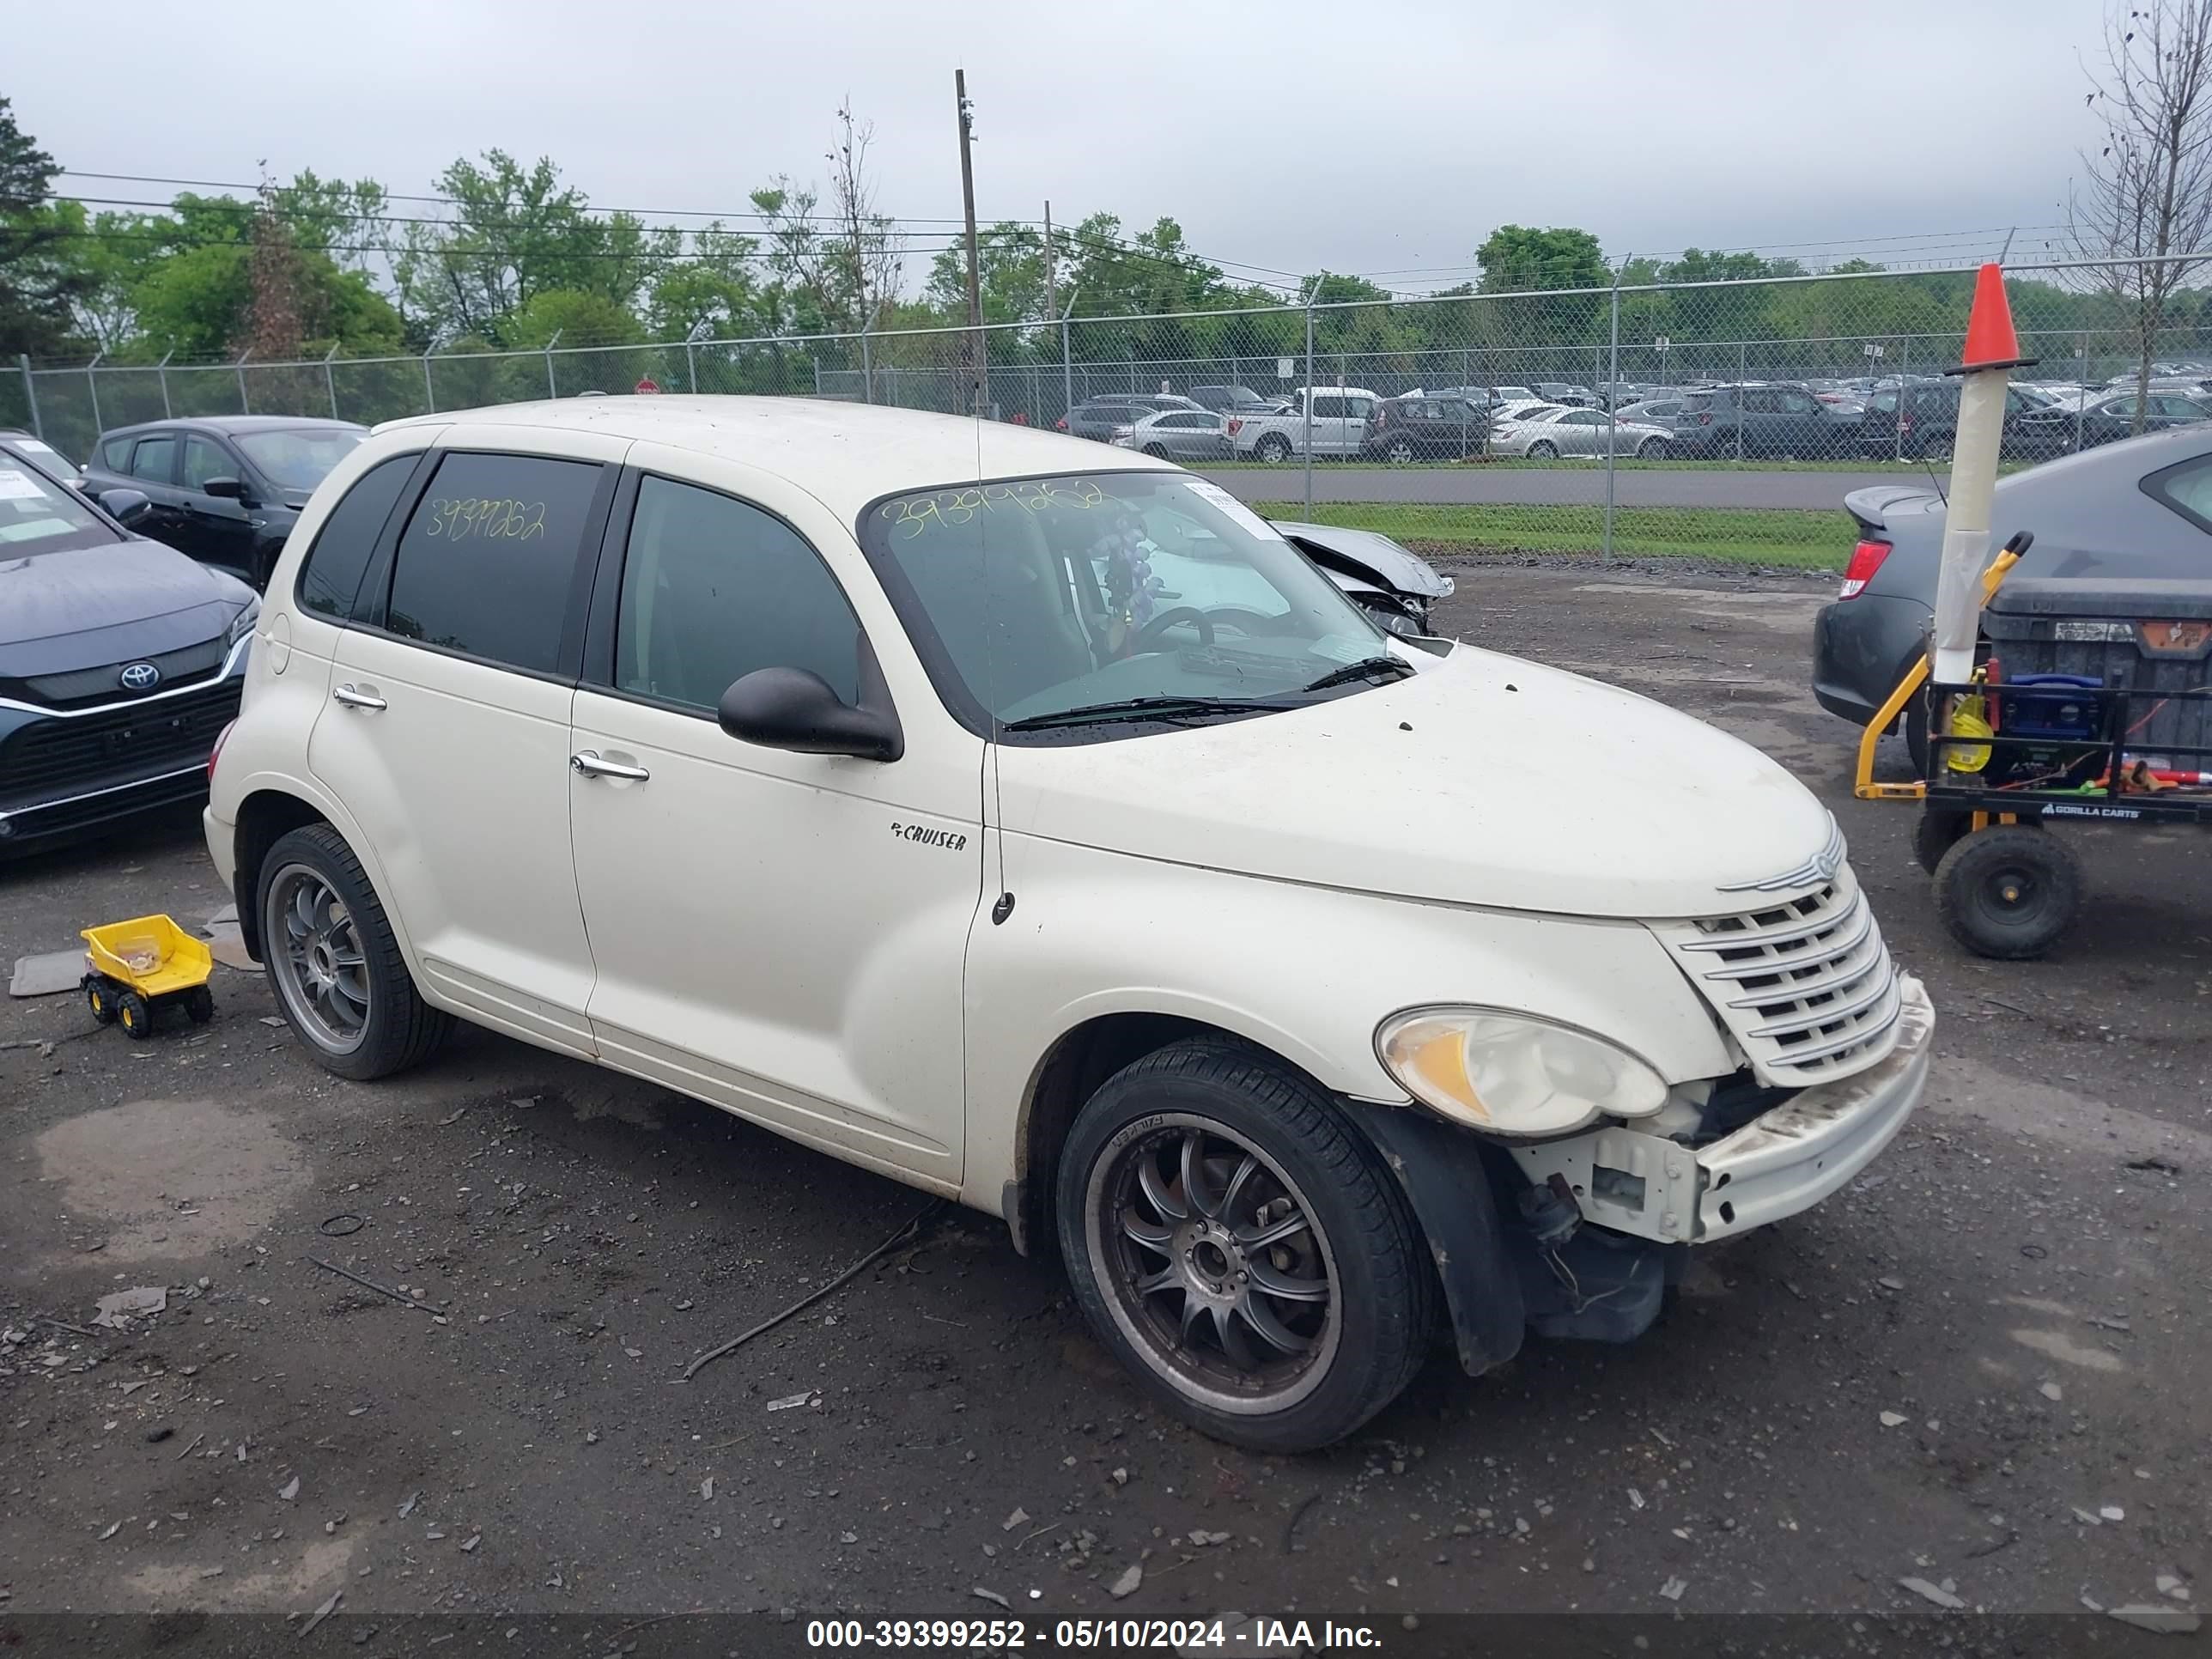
[543,329,562,400]
[18,355,40,440]
[1603,270,1621,562]
[157,349,173,418]
[235,349,252,414]
[1060,291,1079,426]
[1302,283,1318,518]
[324,343,340,419]
[1735,341,1746,462]
[1894,336,1907,462]
[85,350,105,436]
[422,349,436,415]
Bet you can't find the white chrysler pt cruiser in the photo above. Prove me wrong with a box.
[205,397,1933,1451]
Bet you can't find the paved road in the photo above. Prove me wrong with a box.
[3,569,2204,1639]
[1197,464,1912,511]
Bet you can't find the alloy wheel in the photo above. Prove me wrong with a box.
[266,862,371,1054]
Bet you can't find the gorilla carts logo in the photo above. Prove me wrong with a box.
[118,661,161,692]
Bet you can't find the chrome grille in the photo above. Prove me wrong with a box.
[1648,860,1903,1085]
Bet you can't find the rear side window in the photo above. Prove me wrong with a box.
[2143,453,2212,532]
[296,455,418,622]
[100,435,133,469]
[615,476,860,710]
[385,452,605,673]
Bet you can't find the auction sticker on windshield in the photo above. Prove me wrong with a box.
[1184,478,1281,540]
[0,468,44,500]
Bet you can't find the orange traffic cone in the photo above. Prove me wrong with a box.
[1957,263,2027,374]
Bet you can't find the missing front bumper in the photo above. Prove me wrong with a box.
[1508,975,1934,1244]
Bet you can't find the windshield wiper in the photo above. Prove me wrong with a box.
[1297,656,1416,694]
[1000,695,1290,732]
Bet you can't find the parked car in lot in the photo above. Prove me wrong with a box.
[1112,408,1232,462]
[1530,382,1598,408]
[1669,383,1853,459]
[81,416,366,588]
[1361,392,1488,461]
[1855,379,2063,461]
[1228,386,1381,461]
[1814,425,2212,774]
[1061,396,1205,444]
[1189,384,1273,415]
[1492,406,1674,459]
[3,429,88,492]
[0,453,256,854]
[1612,397,1686,428]
[2011,389,2212,455]
[207,395,1929,1451]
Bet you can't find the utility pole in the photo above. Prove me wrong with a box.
[955,69,988,417]
[1043,199,1058,324]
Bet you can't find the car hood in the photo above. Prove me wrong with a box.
[1273,521,1453,599]
[0,537,252,670]
[994,644,1833,919]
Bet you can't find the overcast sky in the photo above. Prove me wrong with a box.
[19,0,2106,294]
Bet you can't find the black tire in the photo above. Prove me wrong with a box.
[1934,824,2082,960]
[1637,437,1668,459]
[1912,809,1972,877]
[1528,441,1559,459]
[86,977,118,1025]
[1384,437,1415,464]
[257,823,450,1081]
[184,985,216,1024]
[1256,434,1292,464]
[1054,1038,1436,1453]
[116,988,154,1041]
[1904,691,1930,779]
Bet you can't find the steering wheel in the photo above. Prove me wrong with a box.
[1134,606,1216,648]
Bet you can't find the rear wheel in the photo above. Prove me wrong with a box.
[1637,436,1668,459]
[1912,809,1972,876]
[258,823,449,1080]
[1917,431,1954,463]
[1142,443,1170,459]
[184,985,216,1025]
[1055,1039,1435,1452]
[1384,436,1416,464]
[1527,441,1559,459]
[86,977,118,1025]
[1256,434,1292,464]
[1935,823,2081,959]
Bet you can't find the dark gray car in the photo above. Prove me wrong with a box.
[1812,425,2212,771]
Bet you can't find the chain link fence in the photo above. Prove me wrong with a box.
[19,257,2212,568]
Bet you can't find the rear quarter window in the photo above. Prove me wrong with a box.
[295,455,421,623]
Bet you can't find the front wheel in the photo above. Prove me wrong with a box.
[1637,436,1668,459]
[116,988,154,1041]
[1055,1040,1435,1452]
[86,977,118,1025]
[1935,823,2081,959]
[258,823,450,1080]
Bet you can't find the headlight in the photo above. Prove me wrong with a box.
[228,599,261,646]
[1375,1007,1668,1137]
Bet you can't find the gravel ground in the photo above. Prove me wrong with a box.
[2,565,2205,1644]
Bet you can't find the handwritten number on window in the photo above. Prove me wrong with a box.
[421,499,548,542]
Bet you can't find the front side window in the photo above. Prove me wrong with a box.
[862,472,1389,735]
[183,437,233,490]
[616,476,861,710]
[131,435,178,483]
[297,455,419,622]
[0,457,119,551]
[235,427,364,493]
[384,452,604,673]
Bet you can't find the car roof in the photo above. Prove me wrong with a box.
[96,415,367,440]
[380,396,1178,509]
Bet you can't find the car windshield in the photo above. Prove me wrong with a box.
[863,472,1394,733]
[234,428,363,491]
[0,457,118,550]
[8,436,83,481]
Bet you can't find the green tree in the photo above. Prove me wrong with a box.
[1475,226,1608,294]
[0,98,90,356]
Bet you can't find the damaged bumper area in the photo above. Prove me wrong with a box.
[1510,975,1933,1245]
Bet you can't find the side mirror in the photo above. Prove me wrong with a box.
[99,487,153,528]
[201,476,246,501]
[718,667,902,762]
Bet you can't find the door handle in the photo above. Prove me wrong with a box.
[569,750,650,782]
[332,683,386,711]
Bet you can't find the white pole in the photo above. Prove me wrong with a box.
[1929,267,2023,687]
